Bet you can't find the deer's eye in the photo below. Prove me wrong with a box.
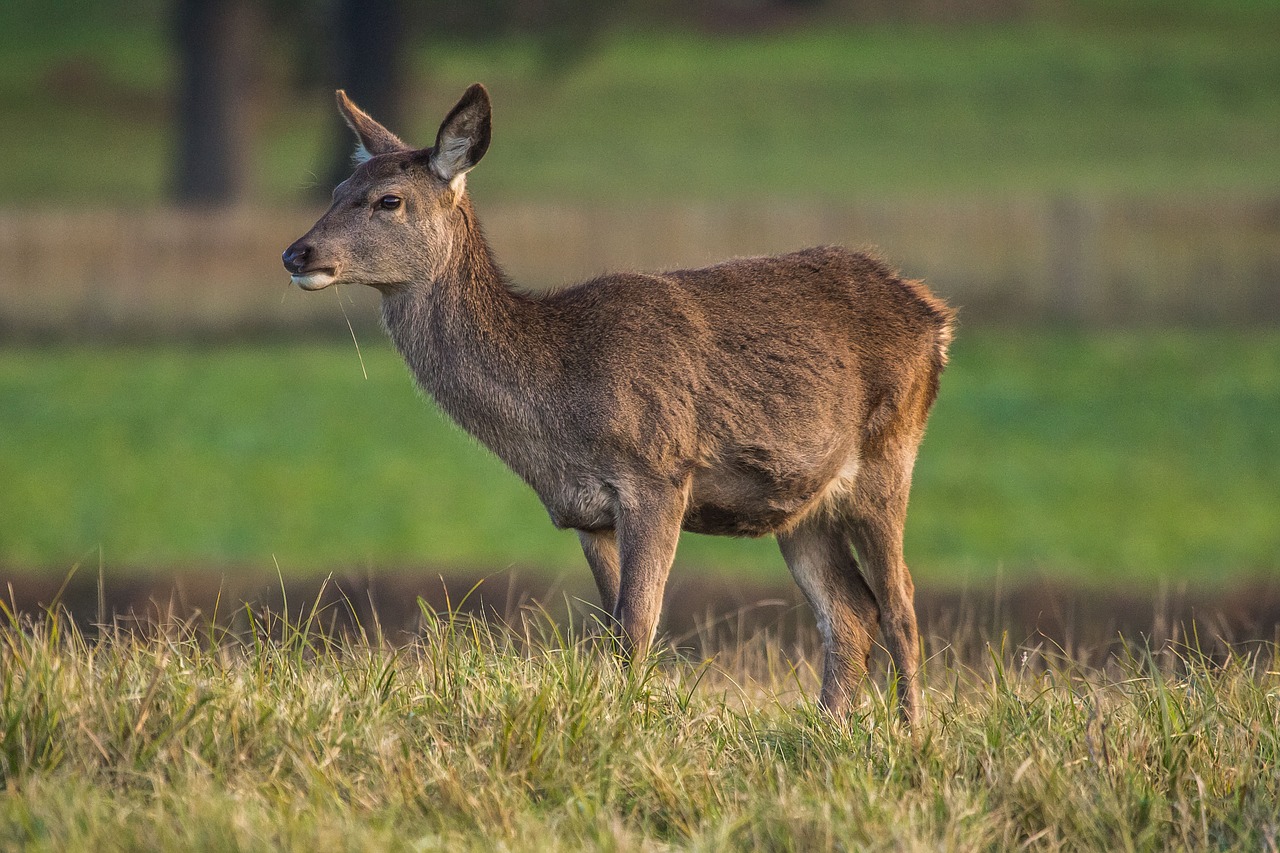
[378,194,402,210]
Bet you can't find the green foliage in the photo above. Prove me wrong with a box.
[1,602,1278,850]
[0,331,1277,585]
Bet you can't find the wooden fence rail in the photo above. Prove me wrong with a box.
[1,196,1276,339]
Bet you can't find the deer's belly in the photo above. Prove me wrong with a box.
[532,450,859,537]
[681,501,795,537]
[683,451,859,537]
[539,477,616,532]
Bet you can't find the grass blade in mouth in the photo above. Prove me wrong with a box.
[334,285,368,381]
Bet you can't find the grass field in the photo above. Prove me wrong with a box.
[1,1,1278,203]
[2,603,1279,850]
[1,330,1277,587]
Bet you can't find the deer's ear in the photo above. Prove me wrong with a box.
[336,90,407,164]
[427,83,491,189]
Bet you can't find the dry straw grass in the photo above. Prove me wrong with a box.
[2,586,1278,851]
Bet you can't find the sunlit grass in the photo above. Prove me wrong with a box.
[1,597,1278,851]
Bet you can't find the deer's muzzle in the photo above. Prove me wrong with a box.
[282,240,338,290]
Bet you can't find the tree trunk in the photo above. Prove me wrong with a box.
[172,0,255,206]
[325,0,405,191]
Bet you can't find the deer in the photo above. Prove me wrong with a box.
[282,84,953,724]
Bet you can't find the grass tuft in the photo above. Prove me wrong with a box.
[1,595,1277,850]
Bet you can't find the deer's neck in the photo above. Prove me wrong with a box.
[380,203,560,468]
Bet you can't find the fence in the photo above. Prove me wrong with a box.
[1,195,1276,339]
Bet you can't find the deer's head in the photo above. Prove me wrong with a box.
[282,84,491,291]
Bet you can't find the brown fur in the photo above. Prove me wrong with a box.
[283,84,954,723]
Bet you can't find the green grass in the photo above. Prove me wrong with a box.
[1,331,1277,586]
[2,602,1279,850]
[1,2,1279,203]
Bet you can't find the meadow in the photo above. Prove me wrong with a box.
[5,0,1278,587]
[1,329,1277,588]
[2,600,1278,851]
[3,4,1279,847]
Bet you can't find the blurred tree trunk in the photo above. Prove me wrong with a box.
[172,0,256,207]
[325,0,405,190]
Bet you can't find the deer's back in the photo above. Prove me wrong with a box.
[543,246,952,537]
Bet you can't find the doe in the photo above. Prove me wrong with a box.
[283,85,953,723]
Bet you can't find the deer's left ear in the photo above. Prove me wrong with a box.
[336,89,407,164]
[427,83,491,191]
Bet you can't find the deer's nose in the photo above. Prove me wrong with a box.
[282,242,312,274]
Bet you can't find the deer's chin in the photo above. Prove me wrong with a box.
[291,271,338,291]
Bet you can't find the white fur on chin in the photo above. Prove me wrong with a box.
[291,272,337,291]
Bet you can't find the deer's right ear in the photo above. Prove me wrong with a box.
[427,83,492,190]
[336,90,407,164]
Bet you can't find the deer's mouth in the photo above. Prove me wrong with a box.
[291,269,338,291]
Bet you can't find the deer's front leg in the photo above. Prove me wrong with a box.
[612,486,687,660]
[577,529,620,618]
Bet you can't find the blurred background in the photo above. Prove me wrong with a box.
[1,0,1277,640]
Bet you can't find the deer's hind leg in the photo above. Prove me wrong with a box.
[847,447,923,725]
[778,515,881,716]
